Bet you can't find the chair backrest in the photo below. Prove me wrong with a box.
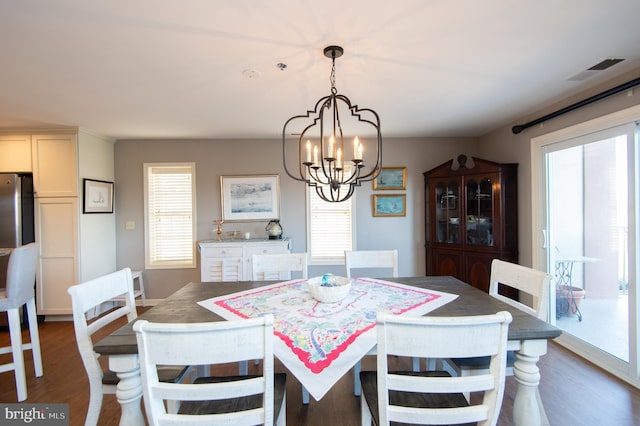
[67,268,137,390]
[252,253,308,281]
[489,259,551,320]
[134,315,276,426]
[376,311,512,426]
[4,243,39,308]
[344,250,398,278]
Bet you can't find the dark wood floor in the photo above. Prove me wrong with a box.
[1,312,640,425]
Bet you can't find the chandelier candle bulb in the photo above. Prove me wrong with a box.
[313,145,319,166]
[328,136,334,159]
[337,148,342,168]
[306,140,312,163]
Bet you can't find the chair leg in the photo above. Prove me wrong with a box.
[276,393,287,425]
[85,383,104,426]
[166,399,180,414]
[26,298,43,377]
[425,358,436,371]
[412,357,420,372]
[8,308,27,401]
[136,272,147,307]
[353,360,362,396]
[360,392,372,426]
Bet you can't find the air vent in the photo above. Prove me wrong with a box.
[588,58,625,71]
[568,58,625,81]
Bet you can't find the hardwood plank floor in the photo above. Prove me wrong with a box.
[1,313,639,425]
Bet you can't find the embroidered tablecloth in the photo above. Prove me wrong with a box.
[198,277,457,400]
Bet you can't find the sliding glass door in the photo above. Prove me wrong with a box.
[532,106,640,386]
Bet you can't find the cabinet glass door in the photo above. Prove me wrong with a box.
[434,180,460,243]
[465,177,494,246]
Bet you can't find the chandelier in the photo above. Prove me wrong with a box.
[282,45,382,202]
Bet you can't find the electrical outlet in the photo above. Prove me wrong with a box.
[125,221,135,230]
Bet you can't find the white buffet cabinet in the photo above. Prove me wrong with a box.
[199,238,291,282]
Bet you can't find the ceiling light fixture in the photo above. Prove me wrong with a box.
[281,45,382,202]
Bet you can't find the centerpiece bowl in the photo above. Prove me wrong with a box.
[307,275,351,303]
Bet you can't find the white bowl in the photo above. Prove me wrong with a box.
[307,276,351,303]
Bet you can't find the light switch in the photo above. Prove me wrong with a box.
[125,221,135,230]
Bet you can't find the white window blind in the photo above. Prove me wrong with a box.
[144,163,196,269]
[308,186,353,263]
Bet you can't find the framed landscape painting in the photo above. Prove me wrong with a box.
[221,175,280,221]
[373,194,406,217]
[373,167,406,190]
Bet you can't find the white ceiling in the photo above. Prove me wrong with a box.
[1,0,639,140]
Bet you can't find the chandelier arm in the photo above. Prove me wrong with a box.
[282,130,308,183]
[309,166,329,185]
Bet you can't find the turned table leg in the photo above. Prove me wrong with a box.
[109,354,145,426]
[512,339,550,426]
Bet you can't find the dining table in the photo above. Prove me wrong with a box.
[94,275,561,426]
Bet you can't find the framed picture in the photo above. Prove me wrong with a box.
[83,179,114,213]
[373,194,406,217]
[373,167,406,190]
[221,175,280,221]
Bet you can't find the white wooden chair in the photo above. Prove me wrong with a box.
[251,252,310,403]
[134,315,287,426]
[0,243,43,401]
[360,311,512,426]
[345,249,400,396]
[251,252,308,281]
[441,259,552,421]
[344,249,398,279]
[68,268,190,426]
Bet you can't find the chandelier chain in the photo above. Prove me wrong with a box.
[330,51,337,94]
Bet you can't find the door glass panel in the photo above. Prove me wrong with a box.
[466,177,494,246]
[546,132,629,362]
[435,180,460,243]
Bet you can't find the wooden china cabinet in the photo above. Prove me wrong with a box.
[424,155,518,294]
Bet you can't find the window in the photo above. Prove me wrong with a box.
[144,163,196,269]
[308,186,354,264]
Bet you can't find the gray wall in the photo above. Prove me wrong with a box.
[115,136,476,298]
[479,67,640,267]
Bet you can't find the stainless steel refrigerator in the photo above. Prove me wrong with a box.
[0,173,35,290]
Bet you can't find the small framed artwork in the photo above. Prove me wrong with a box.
[373,167,406,190]
[373,194,406,217]
[83,179,114,213]
[221,175,280,221]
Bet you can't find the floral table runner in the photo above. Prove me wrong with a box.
[198,277,457,400]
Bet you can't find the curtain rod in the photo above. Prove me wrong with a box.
[512,76,640,134]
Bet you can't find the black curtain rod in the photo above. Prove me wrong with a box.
[512,76,640,134]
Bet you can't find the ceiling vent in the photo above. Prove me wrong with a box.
[568,58,624,81]
[588,58,625,71]
[568,58,625,81]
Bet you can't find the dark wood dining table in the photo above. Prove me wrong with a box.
[95,276,561,426]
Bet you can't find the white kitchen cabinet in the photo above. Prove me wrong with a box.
[0,130,114,317]
[199,239,291,282]
[0,135,32,172]
[32,134,78,197]
[34,197,79,315]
